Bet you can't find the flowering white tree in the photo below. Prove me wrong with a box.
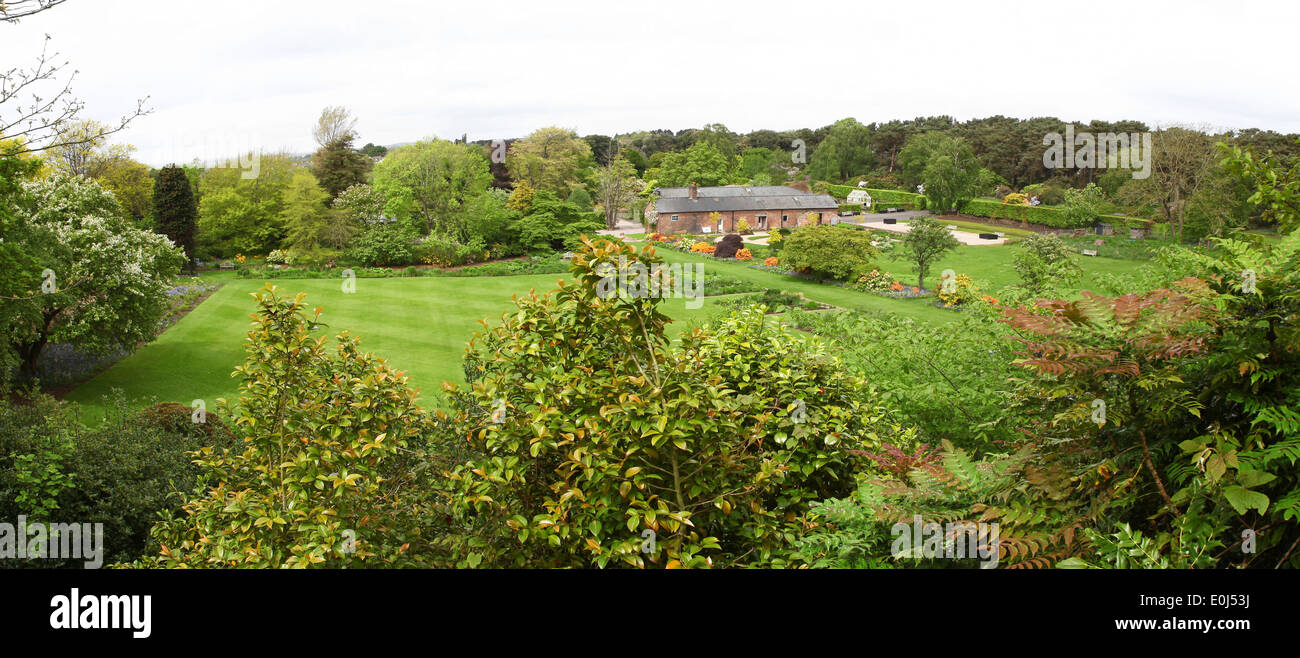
[2,174,184,382]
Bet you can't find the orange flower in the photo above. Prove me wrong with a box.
[764,257,779,266]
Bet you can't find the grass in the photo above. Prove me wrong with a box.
[62,240,1146,421]
[647,240,1145,323]
[62,269,728,422]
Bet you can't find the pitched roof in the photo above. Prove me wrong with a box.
[653,186,839,214]
[656,185,807,198]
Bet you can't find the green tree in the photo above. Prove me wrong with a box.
[138,286,437,568]
[195,153,296,257]
[1012,233,1082,294]
[153,165,197,269]
[913,135,982,213]
[4,174,184,380]
[372,138,492,239]
[436,239,889,567]
[506,126,591,194]
[280,169,342,253]
[899,217,960,289]
[308,106,373,198]
[780,224,880,281]
[646,141,735,187]
[807,118,874,182]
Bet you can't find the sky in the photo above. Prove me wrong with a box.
[3,0,1298,167]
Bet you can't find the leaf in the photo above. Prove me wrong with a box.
[1223,486,1270,515]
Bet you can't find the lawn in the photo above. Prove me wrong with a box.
[62,240,1146,421]
[647,240,1145,324]
[62,269,725,422]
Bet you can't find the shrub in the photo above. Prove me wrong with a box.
[265,249,290,265]
[0,394,240,566]
[937,272,979,307]
[347,224,417,266]
[1012,233,1082,294]
[137,285,438,568]
[1002,192,1028,205]
[735,218,752,234]
[715,233,744,258]
[736,248,753,260]
[852,268,895,293]
[436,239,895,568]
[690,241,715,253]
[780,224,880,281]
[764,256,779,267]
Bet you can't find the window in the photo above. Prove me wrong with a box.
[781,214,788,224]
[671,214,680,222]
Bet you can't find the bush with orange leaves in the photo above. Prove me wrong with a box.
[736,248,753,260]
[690,241,715,254]
[764,257,778,267]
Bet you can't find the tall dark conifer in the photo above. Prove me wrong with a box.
[153,164,198,270]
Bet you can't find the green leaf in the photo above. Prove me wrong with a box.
[1223,486,1270,515]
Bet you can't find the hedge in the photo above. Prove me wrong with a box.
[823,184,927,210]
[956,199,1080,228]
[838,203,863,213]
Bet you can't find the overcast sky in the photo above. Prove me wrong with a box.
[4,0,1298,167]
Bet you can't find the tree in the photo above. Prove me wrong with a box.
[308,106,372,198]
[780,225,880,281]
[1221,137,1300,233]
[899,217,960,289]
[1,35,148,157]
[1060,182,1106,228]
[195,153,296,257]
[595,155,637,229]
[139,286,437,568]
[94,157,154,227]
[646,141,735,187]
[153,165,198,269]
[807,118,874,182]
[506,126,591,194]
[1012,233,1082,295]
[4,174,184,380]
[332,183,388,226]
[1149,125,1219,240]
[372,138,492,239]
[436,239,887,567]
[902,134,983,213]
[280,169,343,253]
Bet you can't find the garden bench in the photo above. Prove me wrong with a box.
[1081,249,1098,257]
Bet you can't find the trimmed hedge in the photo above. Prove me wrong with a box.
[956,199,1080,228]
[957,200,1163,231]
[824,184,927,210]
[838,203,863,213]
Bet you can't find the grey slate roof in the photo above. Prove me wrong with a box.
[653,186,839,214]
[657,185,807,198]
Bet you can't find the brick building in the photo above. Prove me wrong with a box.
[647,183,840,235]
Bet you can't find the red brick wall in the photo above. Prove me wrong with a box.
[652,206,833,235]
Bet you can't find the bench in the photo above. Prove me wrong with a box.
[1081,249,1098,257]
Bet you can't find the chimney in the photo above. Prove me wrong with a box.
[689,182,698,200]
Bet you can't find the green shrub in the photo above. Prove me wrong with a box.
[781,224,880,281]
[436,239,897,568]
[137,285,438,568]
[0,394,239,566]
[347,224,418,266]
